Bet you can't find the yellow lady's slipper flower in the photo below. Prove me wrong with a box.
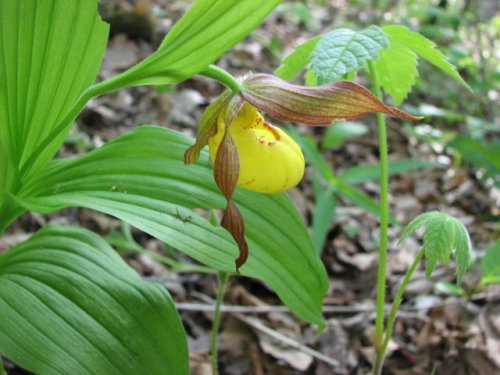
[208,103,305,194]
[184,71,418,271]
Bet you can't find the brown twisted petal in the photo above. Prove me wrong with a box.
[213,110,249,273]
[241,73,419,126]
[184,91,249,271]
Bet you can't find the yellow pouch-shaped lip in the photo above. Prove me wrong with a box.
[208,104,305,194]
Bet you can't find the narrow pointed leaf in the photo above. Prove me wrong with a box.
[311,188,336,254]
[0,225,188,375]
[339,159,441,185]
[18,126,328,326]
[335,181,386,220]
[0,0,109,179]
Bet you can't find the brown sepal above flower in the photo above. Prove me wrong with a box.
[241,73,419,126]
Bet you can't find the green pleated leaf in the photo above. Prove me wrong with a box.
[98,0,281,90]
[0,0,109,181]
[18,126,328,326]
[310,26,388,84]
[0,225,188,375]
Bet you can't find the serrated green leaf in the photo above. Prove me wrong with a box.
[383,25,470,90]
[481,241,500,285]
[373,40,419,105]
[17,126,328,326]
[423,216,456,277]
[0,0,109,184]
[398,211,443,245]
[0,225,188,375]
[274,36,320,80]
[310,26,388,84]
[311,188,336,255]
[453,219,473,283]
[339,159,442,185]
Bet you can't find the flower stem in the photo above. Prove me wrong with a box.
[367,60,389,371]
[211,271,229,375]
[200,65,242,94]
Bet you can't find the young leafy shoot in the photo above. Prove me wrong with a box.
[399,211,474,283]
[373,25,471,105]
[310,26,388,84]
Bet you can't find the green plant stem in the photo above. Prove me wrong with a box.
[211,271,229,375]
[367,61,389,355]
[372,248,425,374]
[382,248,425,352]
[200,65,242,94]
